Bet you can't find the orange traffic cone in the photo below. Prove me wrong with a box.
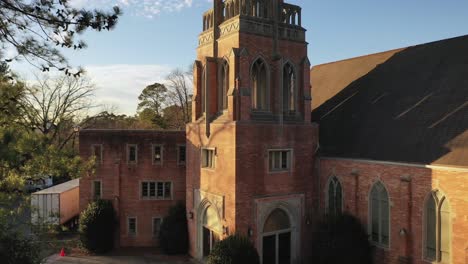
[60,248,65,257]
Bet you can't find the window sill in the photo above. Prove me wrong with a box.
[201,167,216,171]
[371,243,390,251]
[268,169,291,174]
[140,197,173,201]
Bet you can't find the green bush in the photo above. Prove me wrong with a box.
[79,199,116,253]
[207,234,260,264]
[159,202,188,254]
[0,231,41,264]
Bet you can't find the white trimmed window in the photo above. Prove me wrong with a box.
[91,144,103,164]
[369,181,390,247]
[201,148,215,169]
[152,145,163,165]
[178,145,186,165]
[127,144,138,164]
[92,180,102,199]
[268,149,292,172]
[141,181,172,200]
[152,217,162,238]
[128,217,137,236]
[424,190,450,262]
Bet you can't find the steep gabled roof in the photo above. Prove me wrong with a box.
[311,35,468,167]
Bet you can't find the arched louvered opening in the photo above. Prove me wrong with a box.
[219,60,229,111]
[251,58,269,111]
[282,63,296,113]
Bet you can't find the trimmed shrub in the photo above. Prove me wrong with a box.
[309,213,373,264]
[207,234,260,264]
[79,199,116,253]
[159,202,188,254]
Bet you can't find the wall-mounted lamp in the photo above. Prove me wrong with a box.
[306,217,311,225]
[223,226,229,235]
[399,228,407,237]
[247,227,253,237]
[188,211,194,220]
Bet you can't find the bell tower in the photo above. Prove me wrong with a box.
[187,1,318,262]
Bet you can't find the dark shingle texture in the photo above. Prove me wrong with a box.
[311,35,468,167]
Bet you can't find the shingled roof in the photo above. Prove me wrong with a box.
[311,35,468,167]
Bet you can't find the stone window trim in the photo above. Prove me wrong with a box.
[127,216,137,236]
[177,144,187,166]
[151,144,164,166]
[152,217,163,238]
[201,147,216,170]
[267,148,293,174]
[325,176,343,216]
[367,180,391,249]
[91,144,103,164]
[422,189,451,263]
[126,144,138,164]
[139,181,173,200]
[92,180,102,200]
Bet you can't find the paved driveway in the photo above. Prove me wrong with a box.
[46,255,195,264]
[45,249,196,264]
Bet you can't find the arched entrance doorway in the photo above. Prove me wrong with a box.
[262,208,291,264]
[199,204,222,258]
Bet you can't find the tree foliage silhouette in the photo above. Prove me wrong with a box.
[0,0,121,76]
[310,214,374,264]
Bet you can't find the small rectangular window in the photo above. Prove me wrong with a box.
[201,148,215,168]
[127,144,138,163]
[268,150,292,172]
[178,145,186,165]
[152,218,162,238]
[91,144,103,164]
[153,145,163,165]
[93,180,102,199]
[141,181,172,200]
[128,217,137,235]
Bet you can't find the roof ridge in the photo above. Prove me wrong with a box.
[312,48,406,69]
[311,34,468,69]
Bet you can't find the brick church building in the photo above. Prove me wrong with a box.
[79,0,468,263]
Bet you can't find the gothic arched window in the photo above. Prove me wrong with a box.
[327,176,342,217]
[219,60,229,111]
[424,190,451,262]
[251,58,268,111]
[369,181,390,247]
[283,63,296,112]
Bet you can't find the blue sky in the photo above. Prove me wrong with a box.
[11,0,468,114]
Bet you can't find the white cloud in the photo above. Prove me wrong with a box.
[83,64,173,115]
[69,0,195,18]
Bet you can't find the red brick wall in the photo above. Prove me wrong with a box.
[318,157,468,264]
[79,130,186,247]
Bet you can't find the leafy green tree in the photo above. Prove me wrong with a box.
[207,234,260,264]
[137,83,167,115]
[79,200,116,253]
[0,0,121,75]
[159,202,189,254]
